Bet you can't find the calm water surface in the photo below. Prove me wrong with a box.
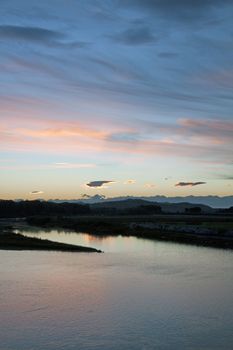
[0,228,233,350]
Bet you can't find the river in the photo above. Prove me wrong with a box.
[0,228,233,349]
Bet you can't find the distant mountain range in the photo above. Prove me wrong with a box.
[50,195,233,209]
[90,198,214,214]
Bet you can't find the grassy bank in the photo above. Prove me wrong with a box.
[0,231,102,253]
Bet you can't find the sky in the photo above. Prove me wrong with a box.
[0,0,233,200]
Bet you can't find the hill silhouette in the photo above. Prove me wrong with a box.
[0,198,217,218]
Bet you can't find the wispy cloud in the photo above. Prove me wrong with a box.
[110,26,157,45]
[53,163,95,169]
[0,162,96,171]
[179,118,233,143]
[121,0,232,22]
[0,25,87,49]
[0,115,232,166]
[18,126,106,139]
[217,174,233,180]
[124,179,136,184]
[145,183,156,188]
[1,115,232,165]
[0,25,64,43]
[175,181,206,187]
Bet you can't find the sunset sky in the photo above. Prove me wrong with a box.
[1,0,233,200]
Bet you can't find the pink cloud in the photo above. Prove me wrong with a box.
[1,113,232,165]
[53,163,95,169]
[0,163,96,170]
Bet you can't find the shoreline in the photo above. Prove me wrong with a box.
[0,231,102,253]
[25,215,233,250]
[1,214,233,250]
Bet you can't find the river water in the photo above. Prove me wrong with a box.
[0,228,233,350]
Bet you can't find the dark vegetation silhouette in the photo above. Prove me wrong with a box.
[219,206,233,214]
[0,200,162,218]
[0,200,232,250]
[185,206,202,214]
[0,232,101,252]
[0,199,232,219]
[127,204,162,215]
[0,200,90,218]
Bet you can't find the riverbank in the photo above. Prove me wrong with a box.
[24,215,233,250]
[0,231,102,253]
[1,214,233,250]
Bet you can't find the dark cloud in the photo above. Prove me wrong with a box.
[29,190,44,194]
[86,181,115,188]
[175,182,206,187]
[110,26,156,45]
[0,25,88,49]
[121,0,233,21]
[0,25,64,43]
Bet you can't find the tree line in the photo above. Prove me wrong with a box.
[0,200,163,218]
[0,200,90,218]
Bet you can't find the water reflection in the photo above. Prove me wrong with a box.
[1,229,233,350]
[17,228,159,253]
